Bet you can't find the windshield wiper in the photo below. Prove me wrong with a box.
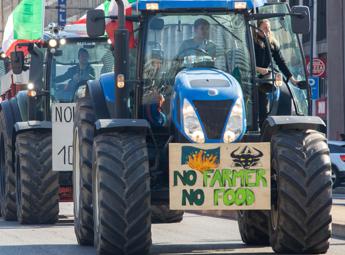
[207,15,243,43]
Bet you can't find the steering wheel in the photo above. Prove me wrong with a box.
[177,47,211,59]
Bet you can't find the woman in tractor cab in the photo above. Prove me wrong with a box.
[254,19,299,126]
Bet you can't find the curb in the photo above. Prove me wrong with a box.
[192,211,345,240]
[332,223,345,239]
[334,187,345,194]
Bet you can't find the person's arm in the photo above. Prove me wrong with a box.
[271,43,294,81]
[256,66,270,75]
[55,67,73,83]
[88,67,96,80]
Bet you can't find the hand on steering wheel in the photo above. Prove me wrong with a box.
[177,47,211,59]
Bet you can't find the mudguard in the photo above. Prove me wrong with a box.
[14,121,52,134]
[261,115,326,141]
[0,99,22,139]
[0,99,22,171]
[95,119,151,134]
[15,91,29,121]
[87,79,110,119]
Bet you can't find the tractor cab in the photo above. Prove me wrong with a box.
[40,28,114,104]
[138,1,310,140]
[86,0,310,143]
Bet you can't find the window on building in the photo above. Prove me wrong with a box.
[317,0,326,41]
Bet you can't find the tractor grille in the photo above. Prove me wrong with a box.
[193,100,233,140]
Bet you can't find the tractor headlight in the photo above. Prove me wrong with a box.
[27,83,35,90]
[0,52,6,59]
[59,38,66,46]
[223,97,244,143]
[183,99,205,143]
[48,39,58,48]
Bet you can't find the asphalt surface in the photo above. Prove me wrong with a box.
[0,203,344,255]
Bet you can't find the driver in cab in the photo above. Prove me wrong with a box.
[178,18,217,58]
[55,48,95,90]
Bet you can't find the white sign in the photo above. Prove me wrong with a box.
[52,103,76,171]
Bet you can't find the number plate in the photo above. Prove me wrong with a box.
[52,103,76,171]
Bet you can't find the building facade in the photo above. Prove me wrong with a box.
[0,0,104,43]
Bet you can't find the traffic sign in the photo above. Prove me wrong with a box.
[309,77,319,100]
[58,0,67,26]
[306,57,326,77]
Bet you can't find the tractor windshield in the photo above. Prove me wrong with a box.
[143,13,254,127]
[50,39,114,103]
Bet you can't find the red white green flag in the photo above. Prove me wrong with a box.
[106,0,138,48]
[71,1,112,25]
[1,0,44,56]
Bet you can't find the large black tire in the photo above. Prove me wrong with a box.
[0,111,17,220]
[15,131,59,224]
[93,132,151,255]
[270,130,332,254]
[73,93,95,245]
[237,210,269,245]
[151,204,184,223]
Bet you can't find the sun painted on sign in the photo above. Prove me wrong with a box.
[181,146,220,172]
[170,143,271,210]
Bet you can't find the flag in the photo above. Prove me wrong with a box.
[71,1,111,25]
[106,0,138,48]
[2,0,44,56]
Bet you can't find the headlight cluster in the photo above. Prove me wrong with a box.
[27,83,37,97]
[183,99,205,143]
[48,38,66,48]
[223,97,244,143]
[182,97,244,144]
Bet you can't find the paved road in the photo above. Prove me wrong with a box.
[0,203,344,255]
[333,193,345,206]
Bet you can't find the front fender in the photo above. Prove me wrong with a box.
[14,121,52,135]
[95,119,150,135]
[87,80,110,120]
[261,116,326,141]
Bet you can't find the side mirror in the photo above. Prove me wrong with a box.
[10,51,25,75]
[291,6,310,34]
[87,9,106,38]
[29,47,44,90]
[150,18,164,30]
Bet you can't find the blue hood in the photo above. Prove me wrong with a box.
[171,68,246,143]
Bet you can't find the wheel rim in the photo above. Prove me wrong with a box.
[0,134,5,198]
[74,129,81,217]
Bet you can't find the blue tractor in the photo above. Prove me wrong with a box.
[0,26,114,224]
[73,0,332,254]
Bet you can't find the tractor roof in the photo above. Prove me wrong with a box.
[137,0,254,11]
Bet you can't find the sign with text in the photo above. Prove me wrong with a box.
[306,57,327,78]
[52,103,76,171]
[316,97,327,119]
[309,77,319,100]
[169,143,271,210]
[58,0,67,27]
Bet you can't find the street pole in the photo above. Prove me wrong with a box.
[309,0,317,116]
